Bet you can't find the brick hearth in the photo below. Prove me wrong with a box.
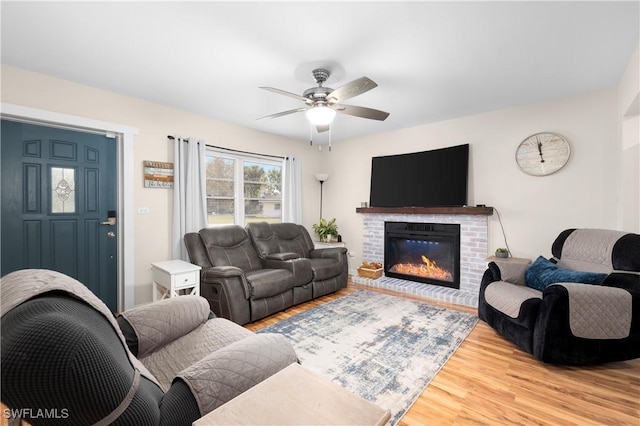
[353,210,490,308]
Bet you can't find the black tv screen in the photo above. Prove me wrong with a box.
[369,144,469,208]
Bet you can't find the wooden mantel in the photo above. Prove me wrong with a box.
[355,206,494,215]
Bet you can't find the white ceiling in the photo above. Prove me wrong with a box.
[2,1,638,144]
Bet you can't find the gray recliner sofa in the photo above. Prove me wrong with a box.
[184,223,348,325]
[1,269,297,425]
[479,228,640,365]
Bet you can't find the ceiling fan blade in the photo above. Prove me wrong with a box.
[260,87,310,103]
[316,124,330,133]
[257,107,307,120]
[327,77,377,103]
[334,104,390,121]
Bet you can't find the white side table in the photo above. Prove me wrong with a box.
[485,256,531,266]
[314,241,347,249]
[151,259,202,301]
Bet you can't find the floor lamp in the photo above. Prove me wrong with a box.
[315,173,329,219]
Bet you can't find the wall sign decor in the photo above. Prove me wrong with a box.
[143,161,174,188]
[516,132,571,176]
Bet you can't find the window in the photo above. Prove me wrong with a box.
[51,166,76,213]
[206,148,282,226]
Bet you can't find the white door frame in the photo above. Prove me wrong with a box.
[2,103,137,310]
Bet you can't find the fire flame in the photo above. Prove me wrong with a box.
[389,255,453,281]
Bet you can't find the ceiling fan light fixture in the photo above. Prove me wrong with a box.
[306,106,336,126]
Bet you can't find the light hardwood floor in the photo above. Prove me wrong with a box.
[3,282,637,426]
[247,281,640,426]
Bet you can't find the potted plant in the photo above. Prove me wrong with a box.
[312,218,338,242]
[495,247,509,258]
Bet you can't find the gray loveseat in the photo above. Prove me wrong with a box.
[479,228,640,365]
[185,223,348,325]
[1,269,297,425]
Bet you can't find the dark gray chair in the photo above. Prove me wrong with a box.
[184,225,301,325]
[0,269,297,425]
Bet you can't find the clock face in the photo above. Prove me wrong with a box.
[516,132,571,176]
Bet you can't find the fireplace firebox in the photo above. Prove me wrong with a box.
[384,222,461,289]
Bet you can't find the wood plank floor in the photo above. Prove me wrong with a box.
[247,281,640,426]
[3,281,638,426]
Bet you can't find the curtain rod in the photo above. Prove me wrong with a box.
[167,135,285,160]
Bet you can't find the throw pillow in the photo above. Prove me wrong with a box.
[525,256,608,291]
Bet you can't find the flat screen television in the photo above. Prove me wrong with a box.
[369,143,469,208]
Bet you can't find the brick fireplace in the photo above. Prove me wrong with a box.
[354,207,493,307]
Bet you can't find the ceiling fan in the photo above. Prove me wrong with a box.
[258,68,390,133]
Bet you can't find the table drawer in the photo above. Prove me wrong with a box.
[173,271,198,288]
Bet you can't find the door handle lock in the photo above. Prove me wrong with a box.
[100,210,117,226]
[107,231,116,238]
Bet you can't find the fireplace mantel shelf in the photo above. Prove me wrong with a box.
[356,206,493,216]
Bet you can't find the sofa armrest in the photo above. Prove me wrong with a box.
[602,272,640,291]
[548,283,634,339]
[266,252,300,261]
[200,266,252,325]
[534,283,640,364]
[202,265,244,279]
[176,333,298,416]
[262,257,312,286]
[201,266,250,298]
[118,296,210,357]
[309,246,347,261]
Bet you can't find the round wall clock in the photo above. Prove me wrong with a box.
[515,132,571,176]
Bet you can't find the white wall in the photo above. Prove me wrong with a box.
[325,90,622,270]
[2,59,634,298]
[1,65,326,304]
[617,44,640,233]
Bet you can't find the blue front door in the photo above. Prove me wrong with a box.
[1,120,118,311]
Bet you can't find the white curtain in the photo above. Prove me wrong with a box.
[172,136,208,260]
[282,156,302,223]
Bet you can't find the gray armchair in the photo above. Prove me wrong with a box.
[1,269,297,425]
[246,222,348,300]
[479,228,640,365]
[184,225,299,325]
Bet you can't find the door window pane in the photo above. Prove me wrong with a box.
[51,167,76,213]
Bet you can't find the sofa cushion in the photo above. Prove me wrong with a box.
[485,280,542,321]
[199,227,263,272]
[525,256,608,291]
[245,269,295,299]
[271,223,313,257]
[138,317,254,391]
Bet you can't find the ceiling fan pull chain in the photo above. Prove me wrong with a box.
[309,123,313,146]
[329,127,332,152]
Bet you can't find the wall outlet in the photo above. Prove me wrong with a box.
[137,207,150,214]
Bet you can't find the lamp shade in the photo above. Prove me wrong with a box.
[315,173,329,182]
[306,106,336,126]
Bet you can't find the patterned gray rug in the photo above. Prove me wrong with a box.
[257,290,478,425]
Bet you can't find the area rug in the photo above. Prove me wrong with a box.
[257,290,478,425]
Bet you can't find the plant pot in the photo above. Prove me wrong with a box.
[495,250,508,258]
